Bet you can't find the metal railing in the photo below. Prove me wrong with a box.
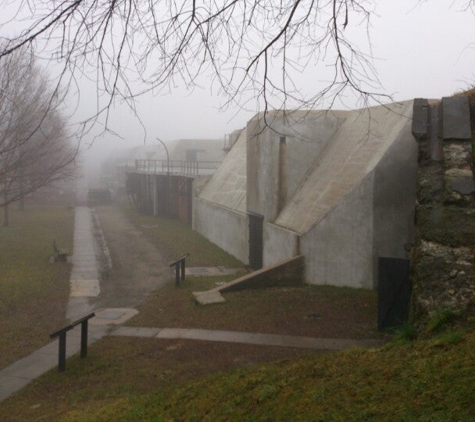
[135,160,221,177]
[50,313,95,372]
[170,253,189,287]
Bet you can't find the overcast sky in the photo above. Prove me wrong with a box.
[1,1,474,175]
[79,1,474,143]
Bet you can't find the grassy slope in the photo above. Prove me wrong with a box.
[0,199,74,368]
[1,202,473,420]
[70,328,475,421]
[119,199,243,267]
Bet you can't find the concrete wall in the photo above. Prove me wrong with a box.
[275,102,414,234]
[372,118,418,272]
[247,110,344,222]
[263,223,299,267]
[220,255,305,292]
[192,101,418,290]
[193,197,249,264]
[300,113,418,289]
[199,129,247,212]
[301,174,375,289]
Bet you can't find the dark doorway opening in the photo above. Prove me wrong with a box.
[248,212,264,270]
[377,257,411,331]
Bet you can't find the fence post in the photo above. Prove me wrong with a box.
[181,259,186,281]
[81,320,89,358]
[50,312,95,372]
[170,253,190,287]
[175,263,180,286]
[58,332,66,372]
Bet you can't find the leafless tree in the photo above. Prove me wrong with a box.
[0,0,393,133]
[0,1,472,136]
[0,46,78,226]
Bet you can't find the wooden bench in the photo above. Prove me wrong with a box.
[53,241,69,262]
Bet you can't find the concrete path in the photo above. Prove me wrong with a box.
[0,321,383,402]
[112,326,384,351]
[0,206,108,402]
[0,323,109,402]
[66,206,102,321]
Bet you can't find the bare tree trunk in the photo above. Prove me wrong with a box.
[3,192,9,227]
[18,175,25,211]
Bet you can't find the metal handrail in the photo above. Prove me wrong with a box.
[134,159,221,177]
[50,313,95,372]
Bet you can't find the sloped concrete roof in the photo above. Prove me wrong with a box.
[198,129,247,212]
[275,101,413,234]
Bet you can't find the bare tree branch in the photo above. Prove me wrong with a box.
[0,0,396,133]
[0,45,78,216]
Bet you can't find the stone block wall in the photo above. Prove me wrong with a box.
[411,97,475,326]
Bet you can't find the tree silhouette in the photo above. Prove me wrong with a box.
[0,46,78,225]
[0,1,392,128]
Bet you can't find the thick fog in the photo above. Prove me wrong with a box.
[44,1,474,182]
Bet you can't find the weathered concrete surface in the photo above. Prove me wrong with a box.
[428,102,443,161]
[263,223,299,267]
[280,101,417,288]
[442,97,471,140]
[194,101,418,289]
[301,175,375,289]
[193,256,305,305]
[192,198,249,265]
[91,308,139,325]
[372,117,419,268]
[192,130,249,264]
[66,207,101,321]
[193,290,226,305]
[112,326,384,350]
[275,101,414,234]
[412,98,429,139]
[197,129,247,212]
[219,255,305,293]
[247,110,344,223]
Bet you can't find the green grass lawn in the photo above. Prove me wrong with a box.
[118,200,243,267]
[127,277,381,339]
[0,323,473,421]
[133,328,475,421]
[0,198,74,369]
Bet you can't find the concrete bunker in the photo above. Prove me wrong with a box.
[193,101,419,289]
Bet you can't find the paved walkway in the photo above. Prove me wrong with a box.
[66,206,102,321]
[0,323,110,402]
[0,318,383,402]
[112,326,384,350]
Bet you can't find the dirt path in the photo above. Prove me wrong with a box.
[91,204,173,310]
